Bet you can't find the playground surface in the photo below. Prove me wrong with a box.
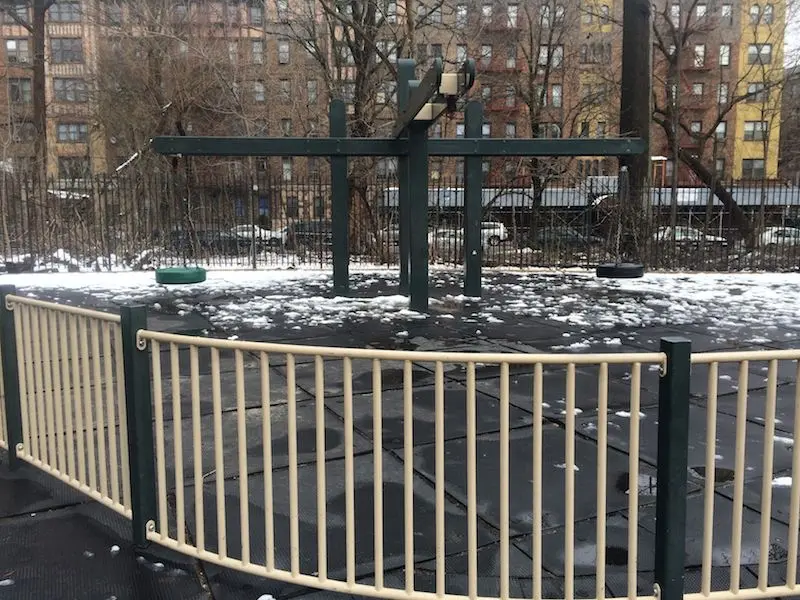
[1,267,799,600]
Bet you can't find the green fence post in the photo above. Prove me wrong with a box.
[0,285,23,469]
[408,122,429,313]
[329,99,350,296]
[397,59,416,295]
[463,101,484,298]
[654,337,692,600]
[120,305,157,548]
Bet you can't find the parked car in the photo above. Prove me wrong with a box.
[230,225,288,247]
[529,226,603,248]
[481,221,509,246]
[286,220,332,249]
[758,227,800,247]
[169,229,250,255]
[652,226,727,246]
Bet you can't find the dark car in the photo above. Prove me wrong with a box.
[529,226,604,248]
[286,220,333,249]
[168,229,250,255]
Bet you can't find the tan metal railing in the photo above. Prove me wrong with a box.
[687,349,800,600]
[0,342,7,450]
[7,294,132,518]
[139,329,665,600]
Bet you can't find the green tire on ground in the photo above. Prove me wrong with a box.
[155,266,207,285]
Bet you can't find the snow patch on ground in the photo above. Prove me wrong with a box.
[773,476,793,487]
[615,410,646,418]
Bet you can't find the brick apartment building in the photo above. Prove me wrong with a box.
[0,0,786,185]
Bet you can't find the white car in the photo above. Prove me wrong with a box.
[426,222,510,248]
[231,225,287,247]
[758,226,800,247]
[652,226,727,245]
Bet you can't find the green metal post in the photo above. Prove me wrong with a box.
[329,99,349,296]
[397,59,415,294]
[0,285,23,469]
[407,122,429,313]
[463,101,483,298]
[120,305,157,548]
[654,337,692,600]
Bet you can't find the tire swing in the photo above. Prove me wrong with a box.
[155,265,207,285]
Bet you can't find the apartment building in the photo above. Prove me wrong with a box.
[0,0,785,184]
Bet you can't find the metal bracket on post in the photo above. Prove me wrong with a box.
[0,285,23,469]
[396,58,415,295]
[329,99,350,296]
[463,101,484,299]
[654,337,692,600]
[120,305,157,548]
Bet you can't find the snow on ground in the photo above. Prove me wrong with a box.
[4,268,800,334]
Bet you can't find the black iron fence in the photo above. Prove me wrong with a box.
[2,169,800,273]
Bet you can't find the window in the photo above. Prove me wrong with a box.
[747,82,768,102]
[58,157,89,179]
[693,44,706,67]
[341,81,355,103]
[456,44,467,63]
[279,79,290,100]
[596,121,606,137]
[670,3,680,25]
[507,3,518,26]
[714,121,727,139]
[4,3,28,22]
[538,45,563,68]
[430,159,442,180]
[554,4,565,23]
[456,4,467,27]
[763,4,773,23]
[50,1,81,22]
[307,118,318,136]
[481,3,492,23]
[455,158,465,181]
[252,40,263,63]
[690,121,702,134]
[429,5,441,22]
[276,0,288,20]
[481,160,491,180]
[721,3,732,22]
[53,78,87,103]
[718,82,729,104]
[106,2,122,25]
[6,39,29,64]
[249,4,263,24]
[695,3,706,17]
[582,6,592,23]
[51,38,83,64]
[719,44,730,66]
[286,194,298,216]
[11,121,35,142]
[505,122,516,138]
[456,123,465,137]
[8,78,31,103]
[540,4,551,27]
[281,118,292,135]
[600,5,609,22]
[539,123,562,138]
[307,80,317,103]
[431,44,442,58]
[178,40,188,54]
[57,122,88,143]
[692,82,704,96]
[228,41,238,63]
[505,86,515,107]
[741,158,765,179]
[579,121,589,137]
[482,122,491,136]
[748,44,772,64]
[482,86,492,101]
[506,45,516,68]
[431,123,442,138]
[580,44,588,63]
[338,43,355,64]
[480,44,492,66]
[749,4,760,24]
[253,81,265,102]
[551,84,562,107]
[744,120,768,140]
[278,40,289,63]
[382,0,397,23]
[715,158,725,175]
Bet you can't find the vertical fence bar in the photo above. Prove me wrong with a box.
[403,359,414,593]
[532,363,543,600]
[463,101,484,298]
[211,347,227,559]
[114,325,131,511]
[261,352,275,572]
[329,100,349,295]
[628,363,642,600]
[435,361,447,598]
[729,361,749,593]
[372,359,384,590]
[0,286,23,468]
[758,359,778,590]
[31,306,46,463]
[120,305,157,548]
[786,361,800,589]
[79,317,97,490]
[701,362,719,596]
[101,322,119,506]
[564,363,576,600]
[466,361,478,600]
[315,356,328,582]
[40,309,57,471]
[59,312,76,481]
[171,344,186,547]
[151,341,168,540]
[49,312,65,476]
[343,357,356,586]
[190,345,204,553]
[69,314,86,485]
[90,320,108,499]
[286,353,300,577]
[596,363,609,600]
[13,304,30,464]
[654,338,691,600]
[235,349,250,566]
